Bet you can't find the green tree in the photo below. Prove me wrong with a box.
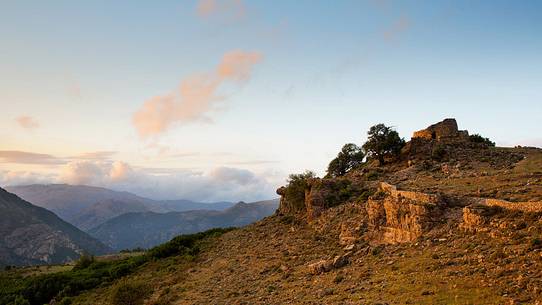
[469,134,495,147]
[362,124,405,165]
[284,170,316,211]
[326,143,365,177]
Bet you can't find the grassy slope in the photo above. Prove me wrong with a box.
[71,209,541,305]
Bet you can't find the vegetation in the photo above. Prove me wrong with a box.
[72,254,95,271]
[110,279,152,305]
[282,170,316,212]
[326,143,365,177]
[0,228,233,305]
[362,124,405,165]
[469,134,496,147]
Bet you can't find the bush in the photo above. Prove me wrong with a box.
[282,171,316,212]
[326,143,365,177]
[110,280,151,305]
[362,124,405,165]
[469,134,495,147]
[72,254,95,271]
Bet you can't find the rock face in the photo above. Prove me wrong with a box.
[365,183,444,244]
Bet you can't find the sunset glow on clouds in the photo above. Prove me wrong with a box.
[1,1,541,201]
[133,50,262,138]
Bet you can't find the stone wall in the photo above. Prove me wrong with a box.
[480,198,542,213]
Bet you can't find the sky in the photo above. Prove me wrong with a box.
[0,0,541,202]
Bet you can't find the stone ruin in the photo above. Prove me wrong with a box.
[405,118,471,161]
[412,118,469,142]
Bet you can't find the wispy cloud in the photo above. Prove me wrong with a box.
[71,151,117,160]
[196,0,246,20]
[0,151,63,165]
[0,150,117,165]
[133,50,262,138]
[16,116,40,130]
[383,16,411,41]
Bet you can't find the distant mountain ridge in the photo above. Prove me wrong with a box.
[89,199,279,251]
[5,184,236,231]
[0,187,111,266]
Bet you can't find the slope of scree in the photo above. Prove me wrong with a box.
[65,119,542,304]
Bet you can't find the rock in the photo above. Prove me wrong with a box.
[332,253,351,269]
[365,182,444,244]
[339,222,360,246]
[343,244,355,251]
[308,260,333,275]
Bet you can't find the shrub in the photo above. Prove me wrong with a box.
[326,143,365,177]
[110,279,152,305]
[72,254,95,271]
[282,170,316,212]
[362,124,405,165]
[469,134,495,147]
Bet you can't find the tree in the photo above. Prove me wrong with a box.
[469,134,495,147]
[284,170,316,210]
[326,143,365,177]
[362,124,405,165]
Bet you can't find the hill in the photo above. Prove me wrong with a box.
[89,199,279,250]
[0,187,111,267]
[5,184,235,231]
[3,119,541,305]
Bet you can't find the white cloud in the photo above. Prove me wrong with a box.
[55,160,277,202]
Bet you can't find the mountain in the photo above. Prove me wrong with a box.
[5,184,235,231]
[0,187,111,266]
[89,199,279,251]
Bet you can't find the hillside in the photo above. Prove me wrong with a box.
[0,187,111,266]
[6,184,235,231]
[89,199,279,250]
[3,119,542,305]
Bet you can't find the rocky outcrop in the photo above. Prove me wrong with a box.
[365,183,444,244]
[412,118,469,141]
[277,178,366,222]
[460,197,542,232]
[308,252,351,275]
[405,118,471,161]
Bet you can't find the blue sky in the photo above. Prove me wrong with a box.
[0,0,540,201]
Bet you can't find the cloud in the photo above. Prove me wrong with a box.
[71,151,117,160]
[196,0,245,20]
[0,151,63,165]
[133,50,262,138]
[56,160,276,202]
[0,170,56,187]
[16,116,40,130]
[383,16,411,41]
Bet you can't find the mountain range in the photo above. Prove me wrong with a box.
[0,187,110,266]
[89,199,279,251]
[6,184,235,231]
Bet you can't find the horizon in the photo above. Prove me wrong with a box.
[1,0,541,202]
